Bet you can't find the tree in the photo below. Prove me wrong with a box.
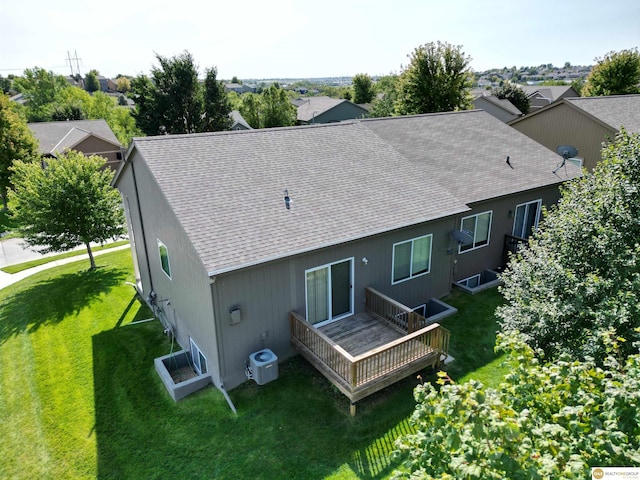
[131,51,231,135]
[261,84,296,128]
[368,74,399,118]
[395,41,472,115]
[393,333,640,479]
[0,94,39,210]
[582,48,640,96]
[9,151,125,269]
[12,67,69,121]
[239,92,262,129]
[202,67,232,132]
[497,131,640,364]
[85,69,101,93]
[492,82,531,114]
[115,76,131,93]
[352,73,375,104]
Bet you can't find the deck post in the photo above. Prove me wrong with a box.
[350,402,357,416]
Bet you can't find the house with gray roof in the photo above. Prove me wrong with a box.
[510,94,640,171]
[472,93,523,123]
[294,96,369,124]
[28,119,123,170]
[520,85,580,111]
[113,110,580,411]
[229,110,252,130]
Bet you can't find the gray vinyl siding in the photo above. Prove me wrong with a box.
[212,216,455,389]
[314,102,368,124]
[511,103,616,171]
[117,153,222,386]
[453,186,562,280]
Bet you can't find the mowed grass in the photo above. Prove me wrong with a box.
[0,250,506,479]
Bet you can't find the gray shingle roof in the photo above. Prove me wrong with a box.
[126,110,580,275]
[521,85,576,101]
[28,119,121,155]
[565,95,640,133]
[361,110,580,205]
[473,94,523,116]
[295,96,367,122]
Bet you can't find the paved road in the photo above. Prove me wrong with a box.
[0,238,130,290]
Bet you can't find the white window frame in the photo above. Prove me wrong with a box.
[568,157,583,168]
[391,234,433,285]
[458,211,493,254]
[157,239,172,280]
[512,199,542,239]
[190,337,207,375]
[304,257,354,327]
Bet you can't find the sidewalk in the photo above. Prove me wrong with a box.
[0,244,130,291]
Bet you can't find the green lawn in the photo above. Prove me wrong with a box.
[0,250,506,479]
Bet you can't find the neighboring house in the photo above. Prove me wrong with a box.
[114,110,580,411]
[224,83,256,94]
[520,85,580,111]
[472,93,523,123]
[294,96,369,124]
[510,94,640,171]
[28,119,124,170]
[229,110,252,130]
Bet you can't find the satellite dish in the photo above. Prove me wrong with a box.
[556,145,579,159]
[451,230,473,245]
[553,145,578,174]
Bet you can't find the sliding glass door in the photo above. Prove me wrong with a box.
[305,258,353,326]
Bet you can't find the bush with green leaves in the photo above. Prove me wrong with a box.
[393,333,640,479]
[497,130,640,363]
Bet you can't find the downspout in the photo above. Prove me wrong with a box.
[129,158,154,295]
[209,274,237,415]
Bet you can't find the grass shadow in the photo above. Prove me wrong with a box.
[92,321,430,480]
[0,266,127,344]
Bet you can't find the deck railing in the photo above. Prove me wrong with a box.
[289,288,450,399]
[504,233,527,256]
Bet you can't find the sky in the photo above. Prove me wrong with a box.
[1,0,639,80]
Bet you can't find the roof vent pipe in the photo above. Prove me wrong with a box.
[284,189,291,210]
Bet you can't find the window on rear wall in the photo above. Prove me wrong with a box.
[459,211,492,253]
[157,239,171,279]
[392,234,432,284]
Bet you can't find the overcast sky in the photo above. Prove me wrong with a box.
[1,0,639,80]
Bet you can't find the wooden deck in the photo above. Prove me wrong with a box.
[319,311,405,356]
[290,287,450,415]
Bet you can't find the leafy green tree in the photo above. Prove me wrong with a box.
[202,67,232,132]
[115,76,131,93]
[393,333,640,479]
[261,84,296,128]
[0,76,12,95]
[395,41,472,115]
[492,82,531,114]
[13,67,69,121]
[0,94,39,210]
[369,74,398,118]
[498,131,640,363]
[85,69,101,93]
[352,73,376,103]
[230,76,241,84]
[108,107,142,146]
[582,48,640,96]
[9,151,125,269]
[239,92,262,128]
[130,75,162,135]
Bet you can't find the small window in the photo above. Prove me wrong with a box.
[568,157,583,168]
[158,239,171,279]
[459,274,481,288]
[459,211,492,253]
[190,338,207,375]
[392,234,432,284]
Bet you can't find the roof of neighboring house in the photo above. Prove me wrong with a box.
[473,94,523,116]
[28,119,121,155]
[509,94,640,133]
[120,110,580,276]
[230,110,252,130]
[295,96,368,122]
[520,85,578,102]
[564,95,640,133]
